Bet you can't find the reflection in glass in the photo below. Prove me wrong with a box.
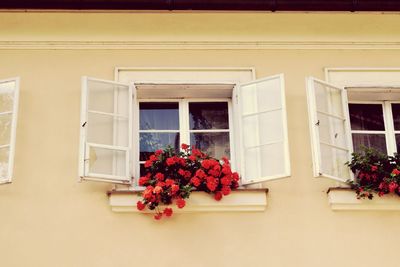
[189,102,229,130]
[190,132,230,159]
[0,147,9,179]
[349,104,385,131]
[140,133,179,161]
[352,133,387,154]
[396,134,400,153]
[392,104,400,131]
[140,102,179,130]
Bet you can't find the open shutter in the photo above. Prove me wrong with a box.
[306,77,353,182]
[0,78,19,184]
[79,77,133,184]
[236,74,290,185]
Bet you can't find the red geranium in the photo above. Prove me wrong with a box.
[136,144,240,220]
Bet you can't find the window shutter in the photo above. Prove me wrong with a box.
[237,74,290,185]
[0,78,19,184]
[79,77,133,184]
[306,77,353,182]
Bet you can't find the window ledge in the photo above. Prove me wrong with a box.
[108,189,268,213]
[328,188,400,211]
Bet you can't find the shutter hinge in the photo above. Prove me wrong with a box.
[315,120,320,126]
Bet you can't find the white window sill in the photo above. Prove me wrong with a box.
[328,188,400,211]
[108,189,268,213]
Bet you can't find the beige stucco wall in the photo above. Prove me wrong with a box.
[1,12,400,267]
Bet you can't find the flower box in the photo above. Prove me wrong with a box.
[108,189,268,213]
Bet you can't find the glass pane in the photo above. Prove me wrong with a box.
[140,164,146,177]
[87,113,128,146]
[392,104,400,130]
[0,114,12,146]
[88,146,126,177]
[317,113,348,149]
[190,132,230,159]
[140,133,179,161]
[189,102,229,130]
[349,104,385,131]
[0,81,15,113]
[0,147,10,180]
[319,144,351,180]
[396,134,400,154]
[241,78,282,115]
[352,133,387,154]
[314,81,343,117]
[244,142,285,181]
[140,102,179,130]
[88,79,129,116]
[243,110,283,148]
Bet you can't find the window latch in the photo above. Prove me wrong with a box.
[82,121,87,127]
[315,120,320,126]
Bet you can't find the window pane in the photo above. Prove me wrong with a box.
[0,82,15,113]
[352,133,387,154]
[140,133,179,161]
[349,104,385,131]
[0,114,12,146]
[189,102,229,130]
[392,104,400,130]
[190,132,230,159]
[395,134,400,153]
[0,147,9,179]
[244,142,285,181]
[88,146,126,177]
[243,110,283,148]
[140,102,179,130]
[319,144,351,180]
[87,113,128,146]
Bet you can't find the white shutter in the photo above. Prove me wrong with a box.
[306,77,353,182]
[0,77,19,184]
[79,77,133,184]
[237,74,290,185]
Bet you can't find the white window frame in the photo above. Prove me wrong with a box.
[135,98,234,180]
[348,100,400,156]
[306,68,400,183]
[0,77,20,184]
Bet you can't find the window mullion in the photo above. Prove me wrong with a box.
[385,101,397,155]
[179,100,190,148]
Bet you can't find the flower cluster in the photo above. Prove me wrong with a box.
[136,144,240,220]
[346,148,400,199]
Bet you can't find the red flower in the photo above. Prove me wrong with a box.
[178,158,186,166]
[166,157,175,166]
[181,143,189,150]
[232,172,239,181]
[189,155,196,161]
[165,179,175,186]
[392,169,400,176]
[154,213,163,220]
[192,149,202,157]
[155,172,165,181]
[136,201,146,211]
[191,177,201,187]
[214,191,223,201]
[176,198,186,209]
[163,207,173,217]
[171,184,179,194]
[371,165,378,172]
[221,157,230,165]
[178,169,186,176]
[149,155,157,162]
[138,176,149,186]
[155,149,163,156]
[389,182,398,193]
[221,176,231,186]
[195,169,206,179]
[154,186,163,194]
[144,160,153,168]
[221,186,231,196]
[143,186,154,200]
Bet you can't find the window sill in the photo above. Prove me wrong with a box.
[328,187,400,211]
[108,189,268,213]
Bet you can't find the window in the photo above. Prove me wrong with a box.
[79,74,291,186]
[0,77,20,184]
[307,75,400,182]
[138,100,232,177]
